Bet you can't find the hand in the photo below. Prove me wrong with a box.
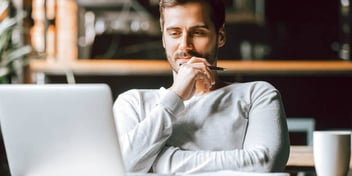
[169,57,215,100]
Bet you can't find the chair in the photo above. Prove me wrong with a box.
[286,117,316,176]
[287,117,315,145]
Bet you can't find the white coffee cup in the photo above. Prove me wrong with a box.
[313,131,351,176]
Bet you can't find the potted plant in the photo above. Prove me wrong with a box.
[0,0,31,83]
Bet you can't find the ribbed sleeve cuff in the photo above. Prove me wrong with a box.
[159,90,185,115]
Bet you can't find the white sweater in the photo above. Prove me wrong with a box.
[113,81,290,174]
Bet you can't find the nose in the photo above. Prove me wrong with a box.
[179,32,192,52]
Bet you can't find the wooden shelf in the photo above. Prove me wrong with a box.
[29,59,352,77]
[219,60,352,75]
[29,59,171,76]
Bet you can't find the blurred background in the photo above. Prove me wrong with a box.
[0,0,351,175]
[30,0,350,128]
[2,0,351,143]
[73,0,343,60]
[18,0,345,60]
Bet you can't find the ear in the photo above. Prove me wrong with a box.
[217,25,226,48]
[162,33,166,48]
[160,19,166,48]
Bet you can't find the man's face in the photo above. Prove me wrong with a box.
[161,2,224,72]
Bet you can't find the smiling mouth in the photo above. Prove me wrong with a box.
[175,51,192,63]
[178,56,192,62]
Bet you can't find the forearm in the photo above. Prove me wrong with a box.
[153,83,290,174]
[152,146,271,174]
[118,112,173,172]
[113,90,184,172]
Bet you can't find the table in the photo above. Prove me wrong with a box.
[127,170,290,176]
[287,146,352,175]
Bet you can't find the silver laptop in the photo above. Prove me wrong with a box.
[0,84,125,176]
[0,84,290,176]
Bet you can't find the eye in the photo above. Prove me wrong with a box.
[167,30,181,38]
[191,30,207,37]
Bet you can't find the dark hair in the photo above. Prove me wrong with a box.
[159,0,225,32]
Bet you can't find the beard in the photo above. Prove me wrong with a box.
[165,49,218,73]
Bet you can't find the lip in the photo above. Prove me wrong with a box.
[178,56,192,60]
[176,56,192,64]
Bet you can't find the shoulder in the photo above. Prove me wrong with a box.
[248,81,277,93]
[118,89,159,97]
[227,81,278,94]
[227,81,282,102]
[114,89,160,105]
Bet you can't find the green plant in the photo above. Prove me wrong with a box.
[0,0,31,83]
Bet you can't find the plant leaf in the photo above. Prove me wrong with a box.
[0,17,16,35]
[0,28,11,54]
[1,45,31,66]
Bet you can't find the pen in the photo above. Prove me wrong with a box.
[208,65,225,71]
[179,63,225,71]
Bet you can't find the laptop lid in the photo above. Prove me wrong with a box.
[0,84,125,176]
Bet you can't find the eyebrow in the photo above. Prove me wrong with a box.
[166,24,210,31]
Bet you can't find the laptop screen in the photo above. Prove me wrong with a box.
[0,84,125,176]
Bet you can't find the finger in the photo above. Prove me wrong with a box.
[195,63,214,85]
[195,70,212,86]
[180,60,214,85]
[195,72,212,91]
[191,64,213,86]
[205,66,216,85]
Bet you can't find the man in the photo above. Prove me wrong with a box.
[113,0,290,174]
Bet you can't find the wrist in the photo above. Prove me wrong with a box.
[169,85,191,100]
[160,89,185,115]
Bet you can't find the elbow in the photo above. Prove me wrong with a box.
[123,158,145,173]
[124,158,153,173]
[272,139,290,172]
[122,150,156,173]
[249,146,273,172]
[241,145,289,172]
[265,139,290,172]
